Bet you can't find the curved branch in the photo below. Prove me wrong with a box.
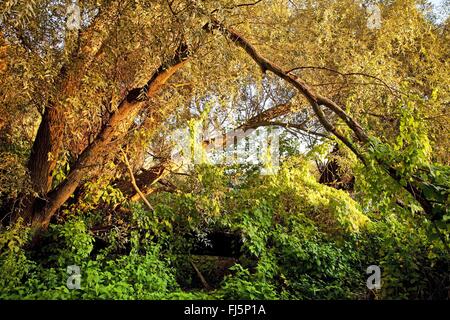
[203,20,437,216]
[203,21,368,159]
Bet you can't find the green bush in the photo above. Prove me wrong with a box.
[0,159,448,300]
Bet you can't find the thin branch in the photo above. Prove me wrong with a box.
[244,120,330,139]
[120,148,154,212]
[190,259,212,290]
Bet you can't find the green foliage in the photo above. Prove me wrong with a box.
[356,100,450,222]
[0,217,179,299]
[1,158,448,300]
[81,175,126,210]
[359,215,449,299]
[217,264,278,300]
[0,219,35,295]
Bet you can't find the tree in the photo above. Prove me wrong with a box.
[0,0,448,235]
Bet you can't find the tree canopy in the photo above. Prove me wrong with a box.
[0,0,449,300]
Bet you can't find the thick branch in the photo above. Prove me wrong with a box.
[203,21,369,144]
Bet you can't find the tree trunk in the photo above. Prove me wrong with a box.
[26,3,120,205]
[30,44,190,230]
[27,106,64,195]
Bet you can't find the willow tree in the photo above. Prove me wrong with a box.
[0,0,448,234]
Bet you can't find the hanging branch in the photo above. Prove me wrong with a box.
[120,148,154,212]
